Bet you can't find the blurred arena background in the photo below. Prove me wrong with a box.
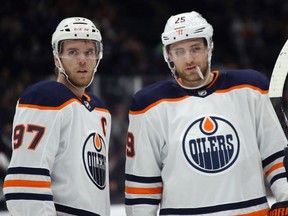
[0,0,287,214]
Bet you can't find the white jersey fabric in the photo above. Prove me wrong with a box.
[125,69,288,216]
[3,81,111,216]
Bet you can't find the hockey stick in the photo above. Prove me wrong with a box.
[269,39,288,181]
[269,39,288,98]
[269,39,288,131]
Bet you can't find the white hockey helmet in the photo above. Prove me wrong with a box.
[52,17,103,59]
[51,17,103,88]
[161,11,213,72]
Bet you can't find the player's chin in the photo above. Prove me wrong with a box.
[72,78,91,88]
[78,80,91,87]
[185,74,201,81]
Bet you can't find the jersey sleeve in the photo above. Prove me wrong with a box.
[3,99,63,215]
[260,92,288,203]
[244,70,288,203]
[125,97,165,216]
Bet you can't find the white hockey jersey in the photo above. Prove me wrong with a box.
[125,69,288,216]
[3,80,111,216]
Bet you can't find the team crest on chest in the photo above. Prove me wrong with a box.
[182,116,240,173]
[82,132,107,189]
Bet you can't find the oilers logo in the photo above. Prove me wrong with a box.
[182,116,240,173]
[82,132,107,189]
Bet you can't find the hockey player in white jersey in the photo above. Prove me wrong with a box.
[125,11,288,215]
[3,17,111,215]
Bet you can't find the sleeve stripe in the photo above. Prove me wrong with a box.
[262,150,284,167]
[125,174,162,183]
[5,192,53,201]
[264,161,284,177]
[125,198,161,205]
[4,180,51,188]
[270,172,287,185]
[7,167,50,176]
[125,186,163,195]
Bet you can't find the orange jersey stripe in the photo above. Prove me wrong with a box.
[129,96,189,115]
[4,180,51,188]
[215,84,268,94]
[18,98,80,110]
[265,161,284,177]
[18,99,110,113]
[125,186,163,195]
[94,107,110,113]
[129,84,267,115]
[237,208,269,216]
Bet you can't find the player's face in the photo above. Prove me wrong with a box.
[169,38,209,88]
[59,40,98,88]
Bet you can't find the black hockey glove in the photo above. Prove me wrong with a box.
[267,201,288,216]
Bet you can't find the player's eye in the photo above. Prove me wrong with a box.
[174,49,185,57]
[67,50,79,57]
[84,50,97,59]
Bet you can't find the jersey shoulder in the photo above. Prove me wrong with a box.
[19,80,76,107]
[19,81,109,110]
[130,78,185,112]
[218,69,269,90]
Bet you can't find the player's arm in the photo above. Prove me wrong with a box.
[260,95,288,214]
[267,147,288,216]
[3,102,61,215]
[266,39,288,215]
[125,110,163,216]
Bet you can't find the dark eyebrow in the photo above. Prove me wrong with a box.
[190,43,203,47]
[173,47,185,51]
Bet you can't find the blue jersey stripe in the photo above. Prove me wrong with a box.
[7,167,50,176]
[159,196,268,215]
[5,192,53,201]
[125,198,161,205]
[126,174,162,183]
[55,203,101,216]
[262,150,284,167]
